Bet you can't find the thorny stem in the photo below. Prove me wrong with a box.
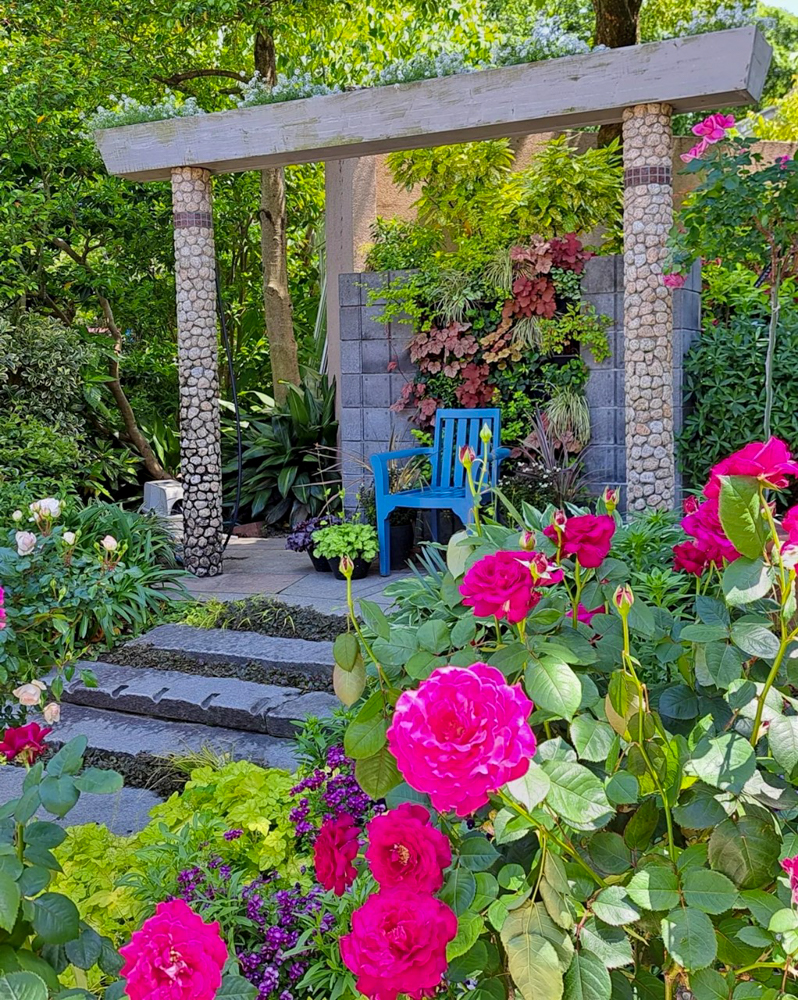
[345,575,393,700]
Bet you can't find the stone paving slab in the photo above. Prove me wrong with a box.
[129,624,335,682]
[54,704,300,772]
[64,662,337,738]
[0,766,162,836]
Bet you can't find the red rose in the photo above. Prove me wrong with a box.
[459,550,539,623]
[704,437,798,499]
[0,722,51,765]
[544,513,615,568]
[673,540,709,577]
[314,814,359,895]
[681,496,740,566]
[340,888,457,1000]
[365,803,451,893]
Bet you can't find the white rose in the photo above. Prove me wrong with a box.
[15,532,37,557]
[30,498,61,520]
[42,703,61,725]
[101,535,118,552]
[13,680,46,706]
[62,531,76,546]
[11,510,22,522]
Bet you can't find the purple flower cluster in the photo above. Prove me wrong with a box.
[289,745,377,842]
[239,877,334,999]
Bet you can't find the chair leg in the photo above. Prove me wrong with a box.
[376,508,391,576]
[429,509,440,543]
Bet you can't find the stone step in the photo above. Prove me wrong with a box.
[0,765,161,836]
[65,661,337,738]
[53,703,300,773]
[128,624,334,682]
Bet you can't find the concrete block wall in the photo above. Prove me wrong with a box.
[339,256,702,507]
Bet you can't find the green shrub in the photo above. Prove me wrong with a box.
[363,217,444,272]
[313,521,379,562]
[0,411,84,482]
[678,311,798,490]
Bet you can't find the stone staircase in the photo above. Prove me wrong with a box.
[57,624,339,773]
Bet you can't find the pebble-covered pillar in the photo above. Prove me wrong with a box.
[622,103,675,511]
[171,166,224,576]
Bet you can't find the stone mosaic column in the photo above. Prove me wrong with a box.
[171,166,224,576]
[622,103,675,511]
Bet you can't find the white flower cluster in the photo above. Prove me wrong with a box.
[669,1,769,36]
[367,49,477,88]
[234,70,341,108]
[489,20,590,66]
[87,93,206,131]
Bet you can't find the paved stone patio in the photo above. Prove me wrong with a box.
[183,536,410,613]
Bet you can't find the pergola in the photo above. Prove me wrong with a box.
[95,26,770,577]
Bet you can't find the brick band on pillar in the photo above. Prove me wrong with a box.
[622,103,675,511]
[171,166,224,576]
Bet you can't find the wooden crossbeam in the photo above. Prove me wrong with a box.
[95,27,771,181]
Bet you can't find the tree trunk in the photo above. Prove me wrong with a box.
[592,0,643,146]
[254,28,301,404]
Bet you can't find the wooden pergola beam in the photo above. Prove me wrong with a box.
[96,27,771,182]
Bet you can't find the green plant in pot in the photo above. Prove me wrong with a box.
[358,482,417,571]
[312,521,379,580]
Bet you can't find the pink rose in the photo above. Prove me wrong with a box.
[783,505,798,543]
[704,438,798,499]
[680,137,710,163]
[314,813,359,895]
[387,664,536,816]
[459,550,539,623]
[663,272,686,288]
[673,540,709,577]
[566,603,603,626]
[365,803,451,893]
[681,496,740,566]
[544,513,615,568]
[340,888,457,1000]
[119,898,228,1000]
[692,113,734,142]
[782,856,798,905]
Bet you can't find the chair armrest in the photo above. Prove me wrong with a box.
[370,447,434,467]
[496,447,511,462]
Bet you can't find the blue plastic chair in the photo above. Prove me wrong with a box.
[370,408,510,576]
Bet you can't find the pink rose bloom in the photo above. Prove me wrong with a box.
[340,888,457,1000]
[544,513,615,569]
[782,856,798,905]
[683,495,700,515]
[119,898,228,1000]
[680,137,710,163]
[673,540,709,577]
[663,272,686,288]
[365,803,451,893]
[776,154,792,169]
[681,496,740,566]
[387,664,536,816]
[0,723,51,765]
[704,438,798,499]
[783,505,798,543]
[460,550,539,623]
[314,813,360,895]
[566,603,603,626]
[692,112,735,142]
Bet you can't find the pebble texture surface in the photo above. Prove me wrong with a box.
[171,166,224,575]
[622,103,675,511]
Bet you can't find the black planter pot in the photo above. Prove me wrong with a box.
[309,551,331,573]
[329,556,371,580]
[389,522,415,570]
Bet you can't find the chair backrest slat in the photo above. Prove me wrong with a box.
[432,408,502,490]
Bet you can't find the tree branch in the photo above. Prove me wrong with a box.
[153,68,246,86]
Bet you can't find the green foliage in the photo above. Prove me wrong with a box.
[0,413,84,487]
[0,737,123,998]
[224,378,339,525]
[363,218,444,273]
[313,522,379,562]
[678,311,798,491]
